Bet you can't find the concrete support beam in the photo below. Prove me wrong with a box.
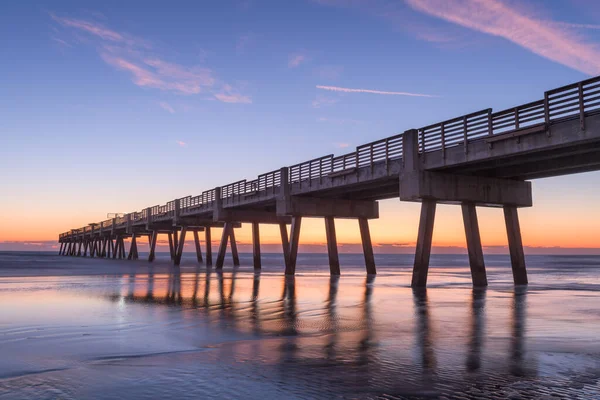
[461,203,488,287]
[174,227,187,266]
[252,222,261,269]
[168,233,175,261]
[173,231,179,260]
[205,228,213,266]
[324,217,340,275]
[148,231,157,262]
[101,238,108,258]
[215,223,230,269]
[286,217,302,275]
[359,218,376,275]
[77,242,82,257]
[193,230,203,263]
[58,242,64,255]
[504,206,528,285]
[127,234,137,260]
[277,196,379,219]
[279,223,290,272]
[230,226,240,266]
[400,170,532,208]
[215,208,291,224]
[411,200,436,288]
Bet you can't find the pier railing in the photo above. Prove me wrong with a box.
[60,75,600,238]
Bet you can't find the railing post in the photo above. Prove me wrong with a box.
[370,144,374,174]
[440,123,446,158]
[463,116,468,155]
[544,91,551,137]
[514,107,520,130]
[126,214,132,235]
[173,199,180,226]
[578,82,585,131]
[146,207,152,230]
[487,109,493,136]
[385,138,390,174]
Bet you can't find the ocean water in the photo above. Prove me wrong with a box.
[1,251,600,399]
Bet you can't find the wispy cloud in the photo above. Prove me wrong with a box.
[214,84,252,103]
[51,13,251,102]
[313,65,344,80]
[404,0,600,75]
[312,95,339,108]
[175,140,187,147]
[288,52,308,68]
[158,101,175,114]
[316,85,437,97]
[335,142,350,148]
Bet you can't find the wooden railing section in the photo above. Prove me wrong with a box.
[60,75,600,238]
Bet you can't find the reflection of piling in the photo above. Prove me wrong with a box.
[325,276,340,360]
[510,286,527,376]
[466,287,486,372]
[412,288,436,373]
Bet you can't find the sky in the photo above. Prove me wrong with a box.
[1,0,599,254]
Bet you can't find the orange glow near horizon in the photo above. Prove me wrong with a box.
[2,197,599,250]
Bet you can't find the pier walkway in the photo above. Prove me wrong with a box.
[59,76,600,287]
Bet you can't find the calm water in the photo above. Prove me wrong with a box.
[1,252,600,399]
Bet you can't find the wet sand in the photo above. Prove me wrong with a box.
[1,252,599,399]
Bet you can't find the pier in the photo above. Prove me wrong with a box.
[59,76,600,287]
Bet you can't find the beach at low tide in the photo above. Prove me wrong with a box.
[1,252,600,399]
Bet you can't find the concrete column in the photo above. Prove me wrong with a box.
[205,228,213,266]
[127,234,137,260]
[462,203,488,287]
[90,240,96,258]
[286,217,302,275]
[324,217,341,275]
[252,222,261,269]
[101,237,108,258]
[83,240,88,257]
[359,218,377,275]
[65,242,71,256]
[173,230,179,259]
[111,237,118,259]
[402,129,420,172]
[193,230,203,263]
[58,242,64,255]
[504,206,528,285]
[148,231,158,262]
[174,227,187,266]
[216,223,230,269]
[168,233,175,260]
[279,223,290,272]
[230,227,240,266]
[107,239,112,258]
[120,238,126,259]
[77,241,82,257]
[411,200,436,288]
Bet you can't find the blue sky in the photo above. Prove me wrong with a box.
[1,0,600,251]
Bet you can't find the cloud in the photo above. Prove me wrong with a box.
[316,85,437,97]
[51,13,251,102]
[158,101,175,114]
[214,84,252,103]
[336,142,350,148]
[404,0,600,75]
[52,37,72,47]
[288,52,308,68]
[313,65,344,80]
[175,140,187,147]
[312,95,339,108]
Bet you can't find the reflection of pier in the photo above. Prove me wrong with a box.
[108,270,534,383]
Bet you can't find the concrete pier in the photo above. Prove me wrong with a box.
[60,75,600,286]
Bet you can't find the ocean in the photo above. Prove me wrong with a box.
[1,251,599,399]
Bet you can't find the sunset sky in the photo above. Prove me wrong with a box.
[1,0,600,253]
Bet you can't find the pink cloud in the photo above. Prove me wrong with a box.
[51,14,251,101]
[405,0,600,75]
[214,84,252,103]
[158,101,175,114]
[288,52,308,68]
[175,140,187,147]
[316,85,437,97]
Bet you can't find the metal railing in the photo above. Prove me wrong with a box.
[60,75,600,239]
